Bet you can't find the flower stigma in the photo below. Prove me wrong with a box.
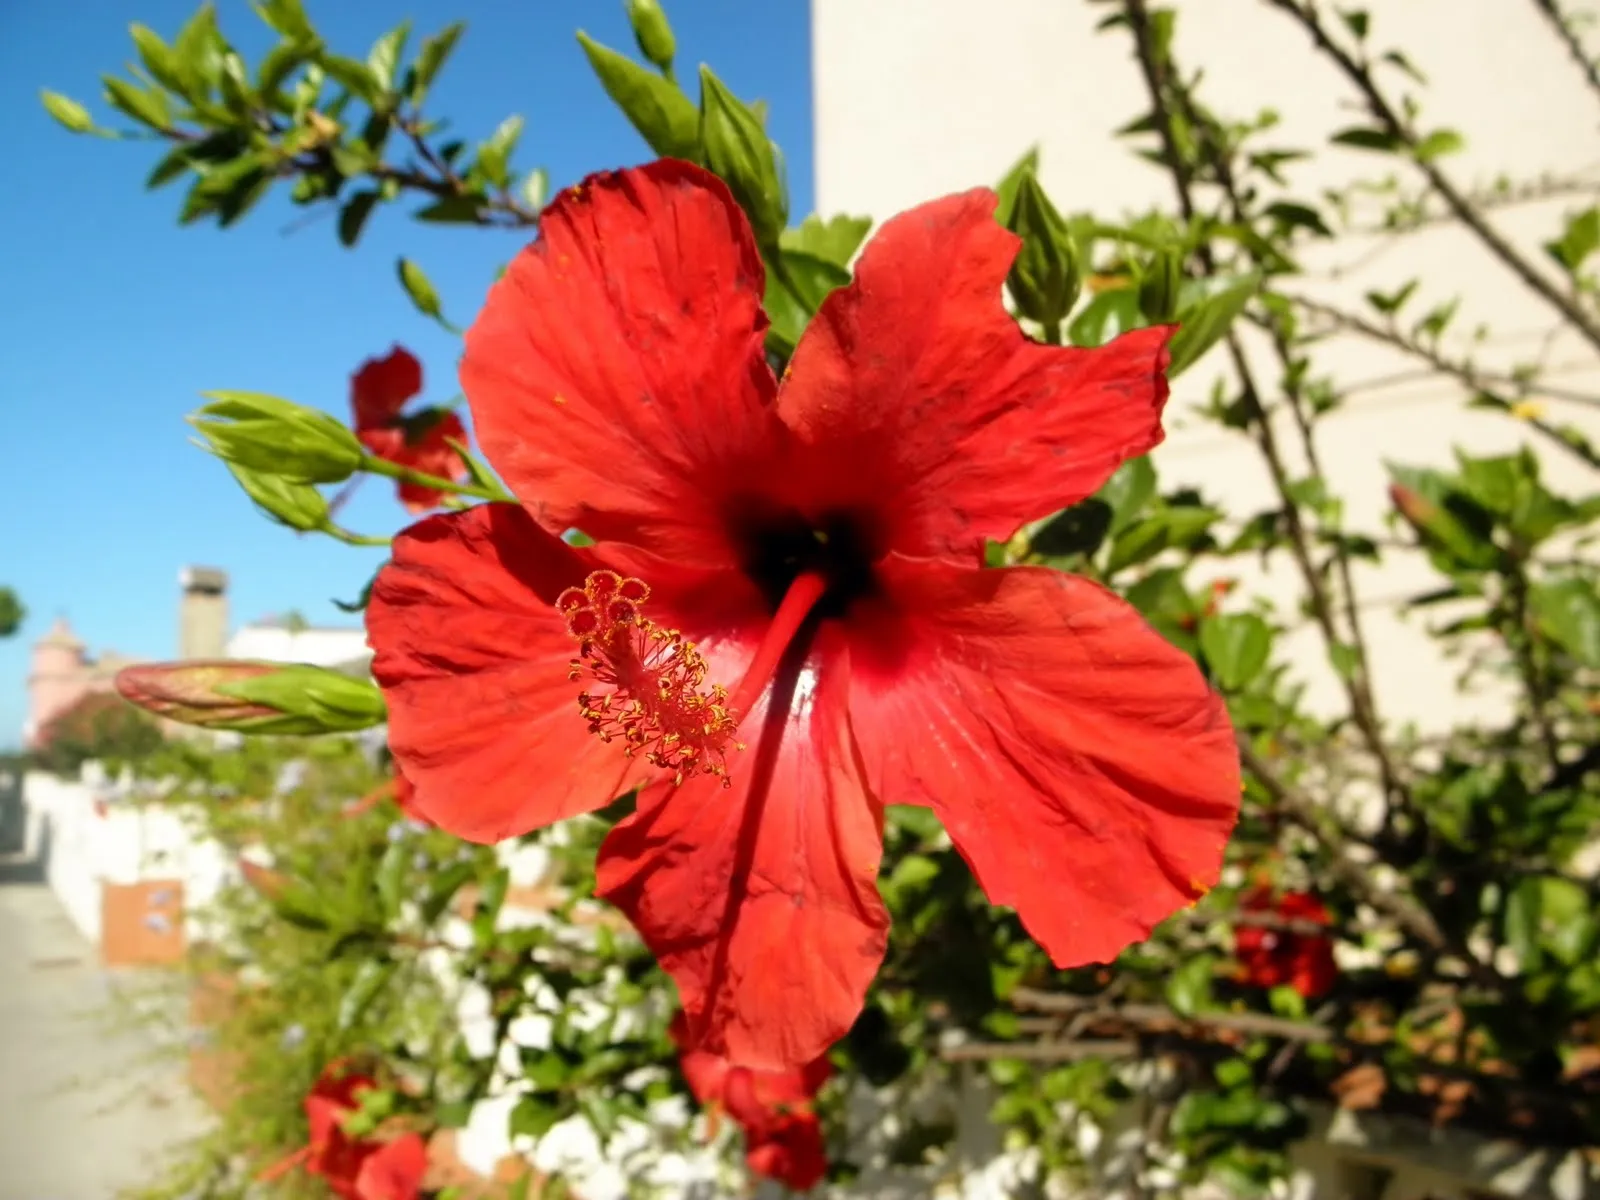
[559,570,743,786]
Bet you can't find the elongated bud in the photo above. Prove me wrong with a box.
[224,460,330,532]
[1138,248,1185,323]
[699,67,787,249]
[239,857,289,901]
[1005,173,1081,327]
[1388,483,1438,529]
[116,660,387,735]
[625,0,676,73]
[190,391,363,485]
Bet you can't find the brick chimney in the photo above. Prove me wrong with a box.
[179,566,229,660]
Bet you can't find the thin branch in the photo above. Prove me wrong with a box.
[1120,0,1410,816]
[1530,0,1600,108]
[1262,0,1600,356]
[1289,293,1600,471]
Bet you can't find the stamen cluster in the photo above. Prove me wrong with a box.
[558,570,742,786]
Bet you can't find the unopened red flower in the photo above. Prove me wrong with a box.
[260,1061,427,1200]
[1235,886,1337,999]
[366,159,1240,1069]
[351,346,468,513]
[674,1015,830,1192]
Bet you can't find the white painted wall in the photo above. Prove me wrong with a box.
[811,0,1600,732]
[224,624,369,668]
[20,766,232,946]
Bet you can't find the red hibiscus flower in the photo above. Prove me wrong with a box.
[365,159,1240,1069]
[351,346,469,513]
[260,1061,427,1200]
[1235,886,1338,999]
[674,1015,830,1192]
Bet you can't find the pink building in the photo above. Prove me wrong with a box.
[22,566,230,748]
[22,617,141,749]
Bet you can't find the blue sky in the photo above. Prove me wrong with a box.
[0,0,813,747]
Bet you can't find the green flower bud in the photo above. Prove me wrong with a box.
[1004,173,1082,328]
[224,460,330,532]
[116,660,386,735]
[699,67,787,249]
[190,391,363,484]
[625,0,676,73]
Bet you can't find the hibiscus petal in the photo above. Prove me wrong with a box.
[365,503,650,842]
[354,1134,429,1200]
[352,346,422,430]
[847,556,1239,967]
[461,159,783,564]
[597,631,888,1070]
[777,189,1172,560]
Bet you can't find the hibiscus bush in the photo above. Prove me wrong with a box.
[48,0,1600,1195]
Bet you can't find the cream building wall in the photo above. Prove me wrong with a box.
[811,0,1600,732]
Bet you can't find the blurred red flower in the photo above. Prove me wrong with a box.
[1235,886,1338,999]
[350,346,468,513]
[260,1061,427,1200]
[674,1015,830,1192]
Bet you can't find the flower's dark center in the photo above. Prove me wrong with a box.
[733,508,881,620]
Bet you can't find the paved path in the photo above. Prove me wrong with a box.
[0,850,209,1200]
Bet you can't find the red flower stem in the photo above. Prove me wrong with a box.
[729,571,829,718]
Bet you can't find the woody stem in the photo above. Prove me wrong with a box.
[728,571,829,718]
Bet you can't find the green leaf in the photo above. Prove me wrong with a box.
[172,3,226,99]
[420,861,476,924]
[1545,207,1600,273]
[763,248,851,353]
[1166,953,1215,1017]
[1531,579,1600,667]
[40,90,96,134]
[130,24,188,94]
[519,167,549,212]
[376,840,409,918]
[1068,288,1141,348]
[781,213,872,265]
[103,76,172,129]
[1199,613,1272,691]
[511,1093,566,1139]
[1167,275,1259,377]
[366,20,412,93]
[476,114,524,189]
[337,960,394,1030]
[1030,499,1112,559]
[412,21,466,103]
[337,190,381,247]
[415,196,485,224]
[1505,876,1594,971]
[321,53,380,104]
[1331,126,1403,153]
[576,31,699,160]
[253,0,315,42]
[1106,506,1222,574]
[1414,128,1465,162]
[1099,455,1159,534]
